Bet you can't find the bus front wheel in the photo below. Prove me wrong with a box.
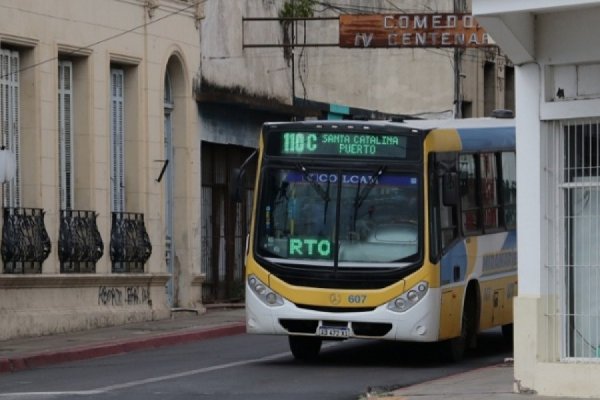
[441,292,478,362]
[289,336,322,361]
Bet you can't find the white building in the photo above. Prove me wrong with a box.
[473,1,600,397]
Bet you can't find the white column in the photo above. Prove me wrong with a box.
[514,62,543,393]
[516,62,542,296]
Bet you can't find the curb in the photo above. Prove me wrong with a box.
[368,361,514,399]
[0,322,246,374]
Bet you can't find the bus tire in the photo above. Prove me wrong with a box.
[441,288,478,362]
[441,331,466,363]
[288,336,322,361]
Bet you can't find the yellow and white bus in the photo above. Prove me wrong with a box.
[238,117,516,361]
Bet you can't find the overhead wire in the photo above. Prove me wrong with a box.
[316,0,441,14]
[0,0,204,81]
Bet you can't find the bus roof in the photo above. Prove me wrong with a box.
[411,118,515,152]
[264,117,514,131]
[396,117,514,131]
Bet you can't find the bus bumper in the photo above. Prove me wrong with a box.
[246,285,441,342]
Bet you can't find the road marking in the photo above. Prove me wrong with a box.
[0,351,293,397]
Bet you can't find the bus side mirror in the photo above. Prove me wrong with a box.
[229,150,257,204]
[229,168,244,203]
[442,172,458,206]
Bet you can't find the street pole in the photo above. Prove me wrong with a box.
[291,0,296,114]
[454,0,465,119]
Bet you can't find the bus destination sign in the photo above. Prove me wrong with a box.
[277,131,408,158]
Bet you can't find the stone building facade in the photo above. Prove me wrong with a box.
[0,0,203,340]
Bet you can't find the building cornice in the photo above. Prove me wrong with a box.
[0,274,171,289]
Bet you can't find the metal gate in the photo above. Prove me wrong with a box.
[545,118,600,361]
[201,142,256,303]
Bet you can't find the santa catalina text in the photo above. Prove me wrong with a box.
[281,132,404,157]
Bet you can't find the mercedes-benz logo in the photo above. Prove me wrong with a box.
[329,293,341,305]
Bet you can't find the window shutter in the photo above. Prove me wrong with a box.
[58,60,74,210]
[0,48,20,208]
[110,68,125,212]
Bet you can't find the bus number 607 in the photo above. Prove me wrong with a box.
[348,295,367,304]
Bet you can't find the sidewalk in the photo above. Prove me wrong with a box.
[368,360,589,400]
[0,304,245,374]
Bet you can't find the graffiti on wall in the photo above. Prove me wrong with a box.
[98,286,151,306]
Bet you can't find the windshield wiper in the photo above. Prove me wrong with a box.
[354,166,386,210]
[296,163,331,225]
[352,166,386,229]
[296,163,330,203]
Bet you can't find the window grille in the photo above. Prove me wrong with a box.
[545,118,600,362]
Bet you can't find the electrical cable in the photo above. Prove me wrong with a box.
[0,0,204,81]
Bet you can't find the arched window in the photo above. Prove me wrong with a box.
[164,72,173,111]
[163,69,174,305]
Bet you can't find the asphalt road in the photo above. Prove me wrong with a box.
[0,329,512,400]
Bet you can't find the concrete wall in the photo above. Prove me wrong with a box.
[199,0,506,118]
[0,0,202,340]
[199,0,290,104]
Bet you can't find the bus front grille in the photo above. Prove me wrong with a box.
[279,319,318,334]
[352,322,392,337]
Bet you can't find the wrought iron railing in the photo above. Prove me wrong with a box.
[110,212,152,273]
[1,208,51,273]
[59,210,104,273]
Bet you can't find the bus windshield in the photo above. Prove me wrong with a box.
[256,165,420,266]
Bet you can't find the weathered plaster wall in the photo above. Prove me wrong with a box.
[200,0,470,118]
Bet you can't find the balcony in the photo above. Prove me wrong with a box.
[59,210,104,273]
[110,212,152,273]
[1,208,51,273]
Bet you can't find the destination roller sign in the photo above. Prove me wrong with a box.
[339,13,494,48]
[274,131,408,158]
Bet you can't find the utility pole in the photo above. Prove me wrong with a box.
[454,0,465,118]
[291,0,296,110]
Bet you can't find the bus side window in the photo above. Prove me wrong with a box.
[480,152,500,231]
[430,153,459,260]
[459,154,481,234]
[500,152,517,228]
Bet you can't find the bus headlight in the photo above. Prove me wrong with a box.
[387,281,429,313]
[248,274,284,307]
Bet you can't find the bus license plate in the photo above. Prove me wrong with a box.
[317,326,349,338]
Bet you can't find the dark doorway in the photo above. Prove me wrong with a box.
[201,142,256,303]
